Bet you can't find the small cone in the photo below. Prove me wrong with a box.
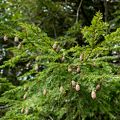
[14,36,19,42]
[26,62,31,68]
[96,84,101,91]
[61,56,65,62]
[60,86,64,93]
[68,66,72,72]
[71,80,76,87]
[76,66,80,73]
[43,89,47,96]
[23,93,27,100]
[18,42,22,49]
[4,35,8,41]
[75,84,80,91]
[56,45,60,52]
[52,42,57,50]
[21,108,24,113]
[91,91,96,100]
[25,108,29,115]
[35,64,39,71]
[80,54,83,61]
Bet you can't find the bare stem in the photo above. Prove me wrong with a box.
[76,0,83,23]
[104,0,108,22]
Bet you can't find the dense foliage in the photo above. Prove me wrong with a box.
[0,0,120,120]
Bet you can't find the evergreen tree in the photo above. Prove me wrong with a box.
[0,12,120,120]
[0,0,120,120]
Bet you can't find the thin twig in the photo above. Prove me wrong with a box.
[76,0,84,23]
[53,24,57,39]
[0,105,11,109]
[49,116,54,120]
